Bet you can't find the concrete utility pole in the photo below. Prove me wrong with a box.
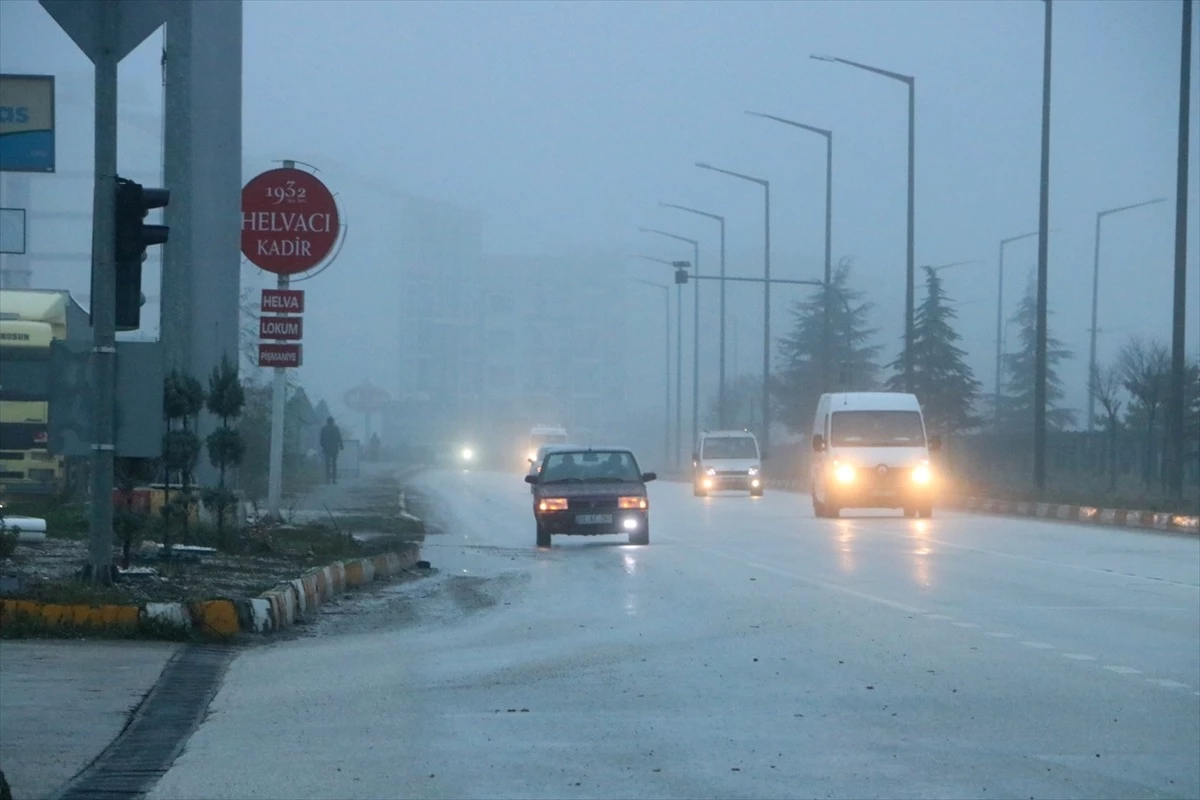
[1033,0,1053,492]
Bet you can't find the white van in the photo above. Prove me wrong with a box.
[692,430,764,497]
[809,392,941,518]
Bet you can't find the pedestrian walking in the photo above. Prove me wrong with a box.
[320,416,343,484]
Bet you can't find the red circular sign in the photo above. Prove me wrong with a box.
[241,168,339,275]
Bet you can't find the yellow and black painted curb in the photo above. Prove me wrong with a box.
[0,543,421,640]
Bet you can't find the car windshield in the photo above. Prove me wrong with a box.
[540,450,641,483]
[702,436,758,459]
[830,410,926,447]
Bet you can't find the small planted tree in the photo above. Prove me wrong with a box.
[114,457,156,568]
[203,355,246,549]
[162,370,204,551]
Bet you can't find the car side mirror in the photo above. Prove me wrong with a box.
[811,434,826,452]
[928,435,942,453]
[524,474,539,485]
[641,472,657,483]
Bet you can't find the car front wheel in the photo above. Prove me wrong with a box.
[536,521,551,548]
[629,522,649,546]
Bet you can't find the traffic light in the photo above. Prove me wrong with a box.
[674,267,689,285]
[113,176,169,331]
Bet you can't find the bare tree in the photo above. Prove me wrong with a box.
[1089,363,1124,491]
[1118,337,1169,488]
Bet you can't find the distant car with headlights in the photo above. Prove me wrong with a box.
[809,391,941,519]
[456,444,478,469]
[524,447,656,547]
[523,424,570,466]
[526,443,580,492]
[692,430,763,497]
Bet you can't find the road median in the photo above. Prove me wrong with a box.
[0,543,422,640]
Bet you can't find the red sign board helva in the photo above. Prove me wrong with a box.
[242,168,338,276]
[260,288,304,313]
[258,343,302,368]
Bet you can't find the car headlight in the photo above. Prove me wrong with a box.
[705,467,716,476]
[618,496,648,510]
[833,463,856,484]
[527,450,537,461]
[748,467,759,476]
[911,464,932,484]
[538,498,568,511]
[461,447,474,461]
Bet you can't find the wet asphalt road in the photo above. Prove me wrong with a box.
[149,469,1200,800]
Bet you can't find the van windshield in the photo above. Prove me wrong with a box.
[830,410,925,447]
[702,437,758,459]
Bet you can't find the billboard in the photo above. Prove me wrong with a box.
[0,74,56,173]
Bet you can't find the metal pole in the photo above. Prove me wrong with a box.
[1167,0,1192,497]
[692,241,700,447]
[266,159,295,515]
[676,282,683,469]
[904,78,916,393]
[1087,211,1103,432]
[718,217,727,426]
[86,0,119,582]
[823,133,833,393]
[761,183,771,455]
[664,288,671,469]
[994,238,1005,429]
[1033,0,1053,491]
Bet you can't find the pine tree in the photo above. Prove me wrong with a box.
[774,257,882,433]
[204,355,246,549]
[884,266,982,435]
[997,270,1075,433]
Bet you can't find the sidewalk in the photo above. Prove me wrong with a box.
[0,640,180,800]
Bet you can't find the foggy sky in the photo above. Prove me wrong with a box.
[1,0,1196,435]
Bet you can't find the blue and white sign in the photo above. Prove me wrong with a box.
[0,74,56,173]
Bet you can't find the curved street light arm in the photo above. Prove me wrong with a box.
[810,54,913,84]
[745,111,831,139]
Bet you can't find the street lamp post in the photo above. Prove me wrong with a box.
[811,54,915,392]
[640,228,701,452]
[659,203,727,426]
[696,162,772,455]
[634,254,688,469]
[633,278,672,469]
[1167,0,1193,498]
[995,231,1040,427]
[745,111,835,394]
[1086,198,1168,431]
[1034,0,1053,492]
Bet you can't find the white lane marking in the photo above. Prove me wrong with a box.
[1021,606,1193,611]
[1062,653,1097,661]
[1104,665,1142,675]
[1021,641,1055,649]
[837,520,1200,590]
[1146,678,1192,690]
[986,632,1017,638]
[687,544,926,614]
[951,621,979,628]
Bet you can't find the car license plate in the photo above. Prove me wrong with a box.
[576,513,612,525]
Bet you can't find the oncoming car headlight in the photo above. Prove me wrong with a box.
[460,447,475,462]
[618,496,648,510]
[705,467,717,476]
[538,498,568,512]
[748,467,759,476]
[911,464,932,485]
[833,462,856,484]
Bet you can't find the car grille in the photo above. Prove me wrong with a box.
[569,496,618,511]
[716,470,747,477]
[864,465,909,488]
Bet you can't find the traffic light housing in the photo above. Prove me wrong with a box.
[674,267,689,285]
[113,176,169,331]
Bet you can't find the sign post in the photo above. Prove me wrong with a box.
[241,160,339,516]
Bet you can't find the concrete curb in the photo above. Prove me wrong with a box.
[0,542,421,639]
[756,478,1199,536]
